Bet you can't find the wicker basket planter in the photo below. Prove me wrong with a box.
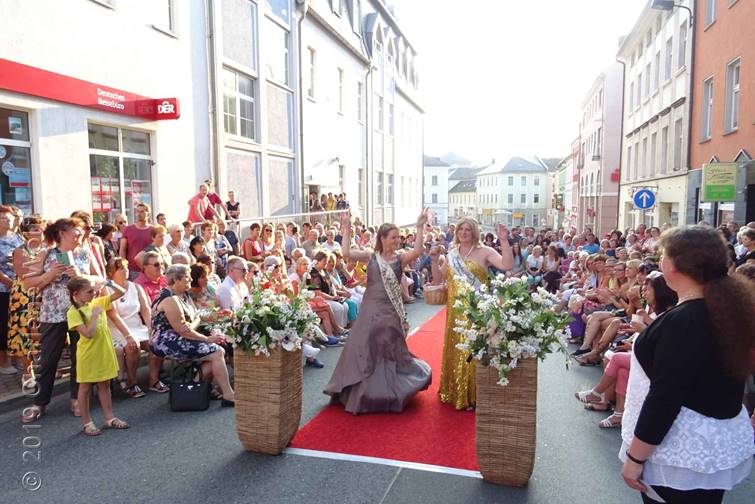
[234,347,302,455]
[423,284,447,305]
[475,358,538,486]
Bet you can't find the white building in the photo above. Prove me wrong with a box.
[0,0,209,222]
[617,1,692,230]
[476,157,550,229]
[422,155,450,225]
[577,62,623,236]
[447,165,485,222]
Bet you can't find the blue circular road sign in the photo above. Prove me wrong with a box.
[633,189,656,210]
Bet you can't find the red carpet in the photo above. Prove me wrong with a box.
[290,308,478,471]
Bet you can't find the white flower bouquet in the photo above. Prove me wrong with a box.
[454,274,571,386]
[223,288,324,356]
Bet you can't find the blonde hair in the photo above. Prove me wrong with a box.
[453,217,481,247]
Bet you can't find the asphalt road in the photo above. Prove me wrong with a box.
[1,302,752,504]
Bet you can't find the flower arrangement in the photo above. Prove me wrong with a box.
[223,288,324,356]
[454,274,571,386]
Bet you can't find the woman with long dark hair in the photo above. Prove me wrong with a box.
[620,226,754,503]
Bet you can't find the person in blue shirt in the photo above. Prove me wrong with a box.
[582,232,600,254]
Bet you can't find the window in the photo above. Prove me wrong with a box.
[432,193,438,204]
[331,0,343,16]
[673,119,683,170]
[507,176,513,186]
[701,77,713,140]
[508,194,513,204]
[520,176,526,185]
[337,68,344,113]
[661,126,669,173]
[431,175,438,186]
[678,24,687,70]
[645,63,651,97]
[534,177,540,186]
[664,38,673,80]
[654,51,661,90]
[358,167,364,206]
[0,108,33,214]
[626,145,633,181]
[634,141,640,180]
[265,82,294,149]
[637,73,643,104]
[387,174,394,204]
[377,172,384,205]
[646,29,653,48]
[596,127,602,156]
[629,81,635,109]
[222,68,256,140]
[533,194,540,204]
[352,0,362,35]
[650,132,658,175]
[357,81,364,122]
[388,104,394,135]
[725,59,740,132]
[222,0,257,70]
[705,0,716,26]
[377,97,384,131]
[88,123,153,224]
[520,194,526,205]
[265,0,290,24]
[264,18,290,86]
[641,138,648,178]
[307,47,316,98]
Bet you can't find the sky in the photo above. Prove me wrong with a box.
[396,0,648,165]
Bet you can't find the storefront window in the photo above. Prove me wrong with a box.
[88,123,153,223]
[0,108,33,214]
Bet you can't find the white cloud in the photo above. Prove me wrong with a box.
[396,0,647,164]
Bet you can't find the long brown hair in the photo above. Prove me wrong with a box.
[659,225,755,380]
[374,223,399,254]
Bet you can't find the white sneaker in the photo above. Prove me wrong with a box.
[0,365,18,375]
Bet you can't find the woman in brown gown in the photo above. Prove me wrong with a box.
[324,209,432,414]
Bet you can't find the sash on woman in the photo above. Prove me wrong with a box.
[374,253,409,335]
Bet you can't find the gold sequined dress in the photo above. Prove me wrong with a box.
[439,260,488,410]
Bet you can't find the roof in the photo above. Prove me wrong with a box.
[449,166,487,180]
[448,179,476,194]
[538,157,561,171]
[477,157,548,175]
[440,152,472,166]
[423,155,450,167]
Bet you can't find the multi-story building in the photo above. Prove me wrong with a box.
[0,0,206,222]
[551,155,574,229]
[617,1,693,231]
[688,0,755,225]
[476,157,550,229]
[576,62,624,236]
[447,165,484,221]
[422,156,450,225]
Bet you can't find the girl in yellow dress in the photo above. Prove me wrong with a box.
[67,277,130,436]
[439,218,514,410]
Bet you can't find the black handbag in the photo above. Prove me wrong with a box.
[169,362,211,412]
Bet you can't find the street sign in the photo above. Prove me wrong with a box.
[633,188,655,210]
[702,163,737,202]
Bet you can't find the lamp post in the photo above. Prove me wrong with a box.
[650,0,694,27]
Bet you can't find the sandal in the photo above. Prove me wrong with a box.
[21,406,45,424]
[574,389,604,404]
[82,421,101,436]
[584,402,612,412]
[575,354,601,366]
[149,380,169,393]
[598,412,623,428]
[103,417,130,430]
[124,384,146,398]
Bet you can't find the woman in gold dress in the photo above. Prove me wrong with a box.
[439,218,514,410]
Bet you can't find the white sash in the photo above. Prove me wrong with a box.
[375,253,408,335]
[448,248,483,288]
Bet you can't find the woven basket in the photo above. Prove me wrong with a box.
[234,347,303,455]
[424,284,447,305]
[475,358,538,486]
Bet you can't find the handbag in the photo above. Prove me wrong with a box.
[169,362,211,412]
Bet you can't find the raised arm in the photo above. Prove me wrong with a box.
[485,224,514,271]
[401,208,429,267]
[339,210,371,263]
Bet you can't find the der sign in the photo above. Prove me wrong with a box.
[702,163,737,202]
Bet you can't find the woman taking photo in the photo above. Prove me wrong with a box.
[620,226,754,503]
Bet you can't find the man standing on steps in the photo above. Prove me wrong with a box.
[120,202,154,280]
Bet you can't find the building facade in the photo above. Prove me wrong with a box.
[0,0,207,222]
[422,155,450,225]
[577,62,623,236]
[688,0,755,225]
[551,155,574,229]
[476,157,549,229]
[447,165,483,221]
[617,1,693,231]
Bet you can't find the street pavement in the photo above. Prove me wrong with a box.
[1,302,753,504]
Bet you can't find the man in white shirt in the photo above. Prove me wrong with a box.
[216,256,250,311]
